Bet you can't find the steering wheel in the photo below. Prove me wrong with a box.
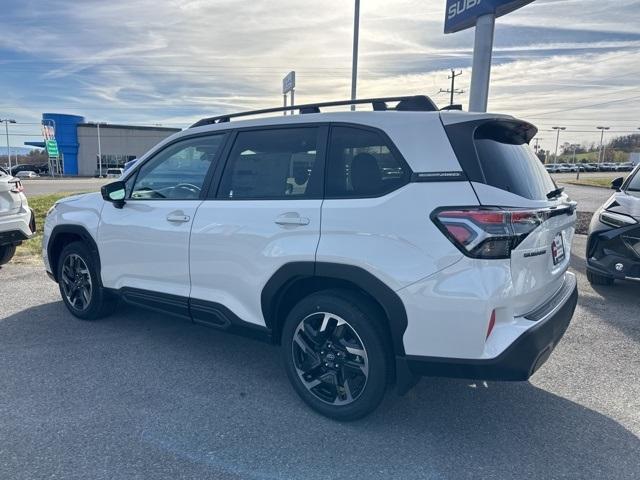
[173,183,201,196]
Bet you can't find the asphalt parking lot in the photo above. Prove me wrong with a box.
[0,236,638,479]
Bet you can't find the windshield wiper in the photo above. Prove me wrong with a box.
[546,186,565,200]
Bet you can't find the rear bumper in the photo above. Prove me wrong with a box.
[0,208,35,246]
[397,272,577,385]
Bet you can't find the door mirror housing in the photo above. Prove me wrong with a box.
[101,181,126,208]
[611,177,624,191]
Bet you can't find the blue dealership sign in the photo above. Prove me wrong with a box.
[444,0,535,33]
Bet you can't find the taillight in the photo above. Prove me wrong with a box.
[432,207,546,259]
[9,180,24,193]
[487,310,496,339]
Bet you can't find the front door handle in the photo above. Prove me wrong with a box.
[275,212,310,226]
[166,211,190,223]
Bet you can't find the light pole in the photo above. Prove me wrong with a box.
[597,126,610,164]
[1,119,16,172]
[552,126,566,164]
[91,122,106,177]
[350,0,360,111]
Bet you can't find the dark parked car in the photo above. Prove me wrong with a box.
[583,163,598,172]
[587,165,640,286]
[10,163,48,176]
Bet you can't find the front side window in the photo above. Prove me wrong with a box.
[326,126,409,198]
[217,127,320,199]
[626,168,640,197]
[130,134,225,200]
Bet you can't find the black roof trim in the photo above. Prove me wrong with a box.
[190,95,438,128]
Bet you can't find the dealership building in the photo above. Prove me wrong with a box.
[27,113,180,176]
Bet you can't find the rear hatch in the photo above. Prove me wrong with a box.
[441,115,576,316]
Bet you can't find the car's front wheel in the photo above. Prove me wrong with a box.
[0,244,16,266]
[57,241,117,320]
[281,290,390,421]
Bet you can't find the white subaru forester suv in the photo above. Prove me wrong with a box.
[43,96,578,420]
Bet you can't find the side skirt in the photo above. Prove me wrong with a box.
[115,287,272,343]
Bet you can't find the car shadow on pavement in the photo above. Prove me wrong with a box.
[1,301,639,480]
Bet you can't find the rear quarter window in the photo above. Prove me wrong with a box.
[446,119,556,201]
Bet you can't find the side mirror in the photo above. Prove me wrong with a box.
[611,177,624,191]
[101,181,126,208]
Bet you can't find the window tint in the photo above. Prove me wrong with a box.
[474,122,556,201]
[326,126,409,198]
[130,134,224,200]
[218,127,320,199]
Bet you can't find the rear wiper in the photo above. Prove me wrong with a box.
[546,186,565,200]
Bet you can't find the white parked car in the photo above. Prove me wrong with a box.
[43,95,578,420]
[15,170,39,179]
[105,168,124,178]
[0,171,35,265]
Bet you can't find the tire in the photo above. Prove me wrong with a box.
[0,245,16,266]
[587,270,614,286]
[57,241,117,320]
[281,289,390,421]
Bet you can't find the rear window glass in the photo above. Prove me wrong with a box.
[474,123,556,201]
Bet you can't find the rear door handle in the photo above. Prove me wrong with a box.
[166,211,191,223]
[275,212,310,226]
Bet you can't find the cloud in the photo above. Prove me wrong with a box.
[0,0,638,151]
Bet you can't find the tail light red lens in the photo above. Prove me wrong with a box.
[432,207,547,259]
[9,180,24,193]
[487,310,496,339]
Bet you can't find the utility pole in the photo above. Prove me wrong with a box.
[1,119,16,172]
[533,137,543,153]
[350,0,360,111]
[439,69,464,106]
[552,126,566,164]
[597,126,610,163]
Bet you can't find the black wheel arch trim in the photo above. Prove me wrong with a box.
[48,225,101,283]
[261,261,409,356]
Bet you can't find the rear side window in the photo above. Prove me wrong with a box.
[217,127,321,200]
[326,126,409,198]
[473,122,556,201]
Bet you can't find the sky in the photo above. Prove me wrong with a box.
[1,0,639,153]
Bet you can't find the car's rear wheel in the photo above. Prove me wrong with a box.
[57,241,117,320]
[0,245,16,266]
[281,290,389,421]
[587,270,614,286]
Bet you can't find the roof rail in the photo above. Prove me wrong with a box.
[190,95,438,128]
